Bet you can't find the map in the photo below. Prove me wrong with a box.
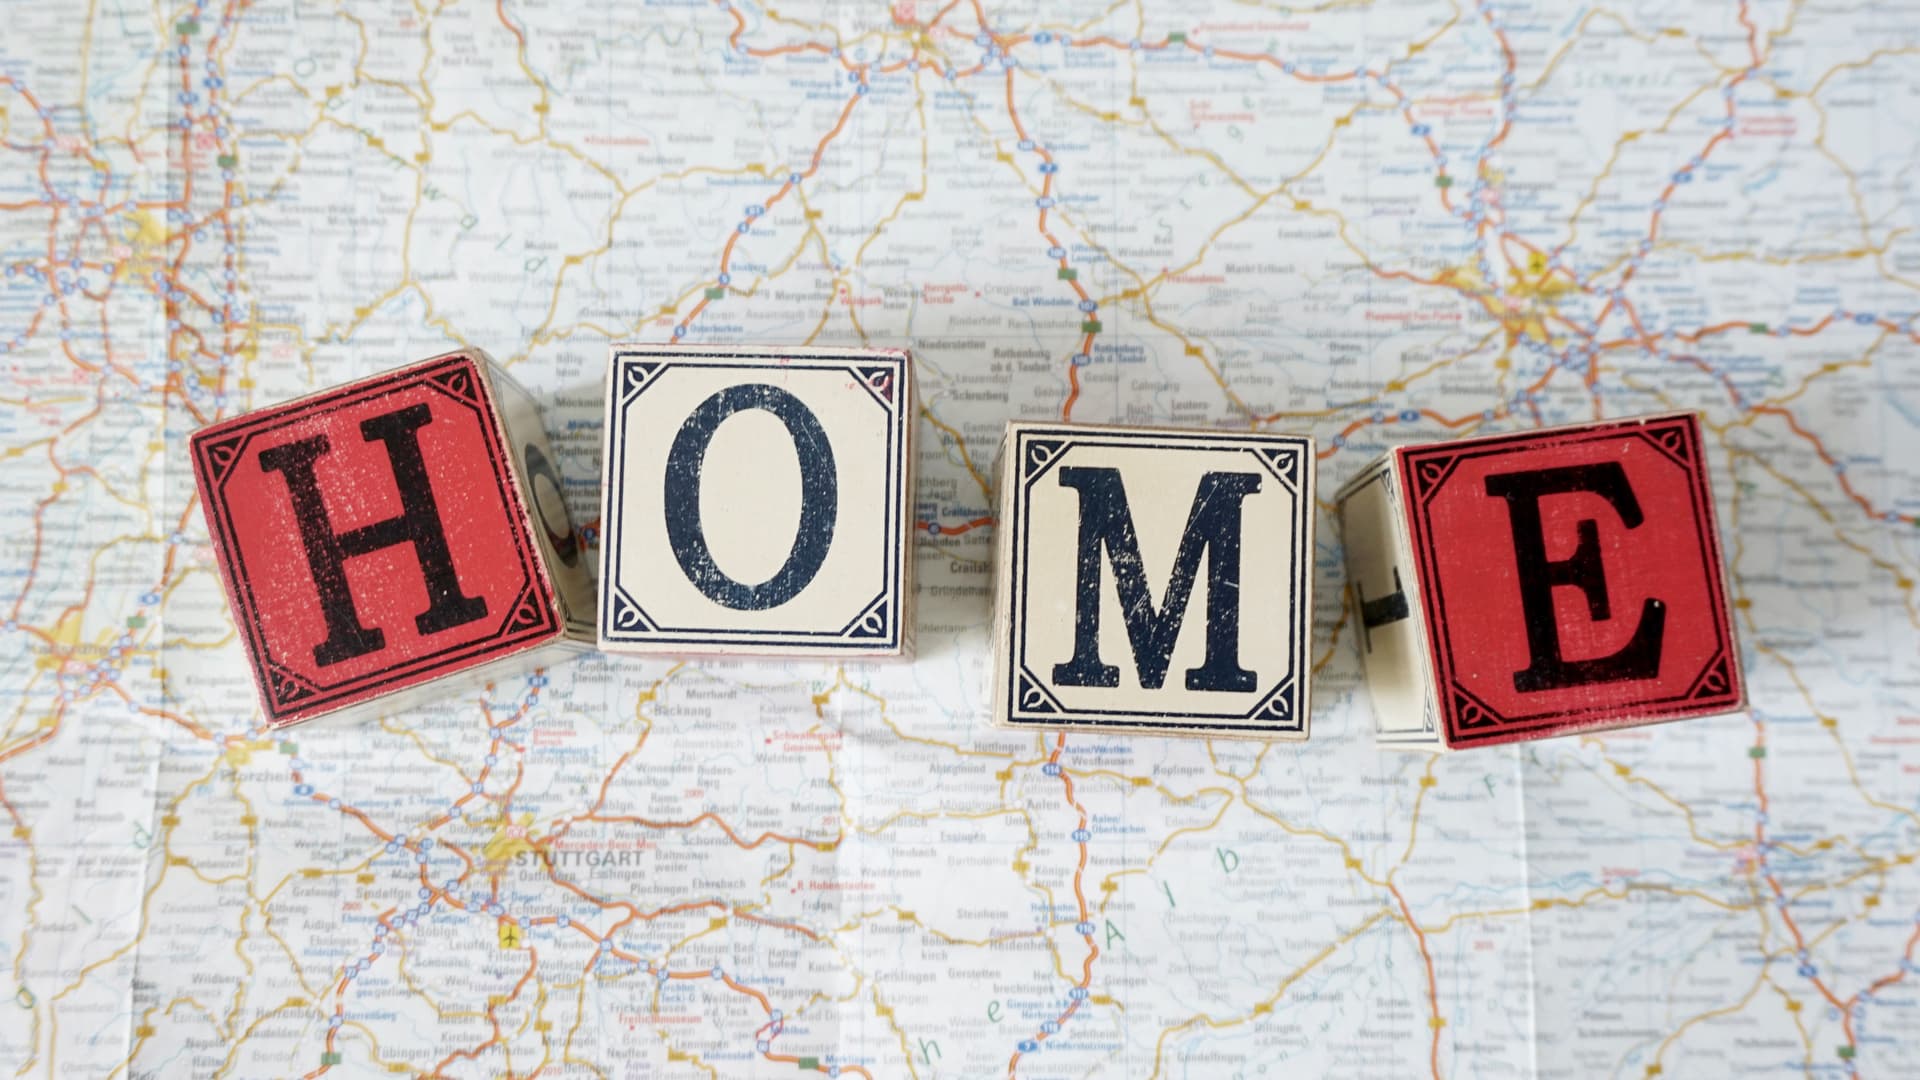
[3,0,1919,1076]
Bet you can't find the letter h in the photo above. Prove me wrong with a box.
[258,403,488,667]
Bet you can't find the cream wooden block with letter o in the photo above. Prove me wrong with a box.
[598,345,914,657]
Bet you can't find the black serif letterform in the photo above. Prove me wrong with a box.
[1483,461,1666,693]
[1051,467,1261,692]
[258,403,489,667]
[663,383,838,610]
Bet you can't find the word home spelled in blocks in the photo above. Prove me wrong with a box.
[598,346,914,656]
[1336,411,1744,751]
[191,350,594,729]
[992,422,1315,739]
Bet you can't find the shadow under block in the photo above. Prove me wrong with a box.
[597,345,914,657]
[1334,411,1745,751]
[190,350,594,729]
[991,422,1315,740]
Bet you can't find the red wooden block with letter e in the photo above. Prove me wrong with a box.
[1335,412,1744,750]
[191,350,593,729]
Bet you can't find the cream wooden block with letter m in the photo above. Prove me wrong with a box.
[991,421,1315,739]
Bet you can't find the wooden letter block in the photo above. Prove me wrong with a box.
[598,345,914,657]
[991,422,1315,739]
[1335,411,1744,751]
[190,350,593,729]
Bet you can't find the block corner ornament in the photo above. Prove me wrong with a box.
[990,420,1316,740]
[598,345,915,657]
[190,349,592,728]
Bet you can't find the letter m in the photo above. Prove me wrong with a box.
[1050,466,1261,692]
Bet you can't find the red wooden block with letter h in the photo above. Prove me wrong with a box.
[1335,412,1744,750]
[191,349,593,729]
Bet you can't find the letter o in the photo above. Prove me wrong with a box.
[663,384,837,610]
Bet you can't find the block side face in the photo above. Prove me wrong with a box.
[1293,448,1317,739]
[595,348,625,651]
[988,424,1020,728]
[482,359,596,642]
[598,347,909,656]
[998,424,1313,739]
[1337,458,1441,748]
[1399,414,1742,748]
[1330,449,1394,504]
[893,355,918,658]
[191,353,558,725]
